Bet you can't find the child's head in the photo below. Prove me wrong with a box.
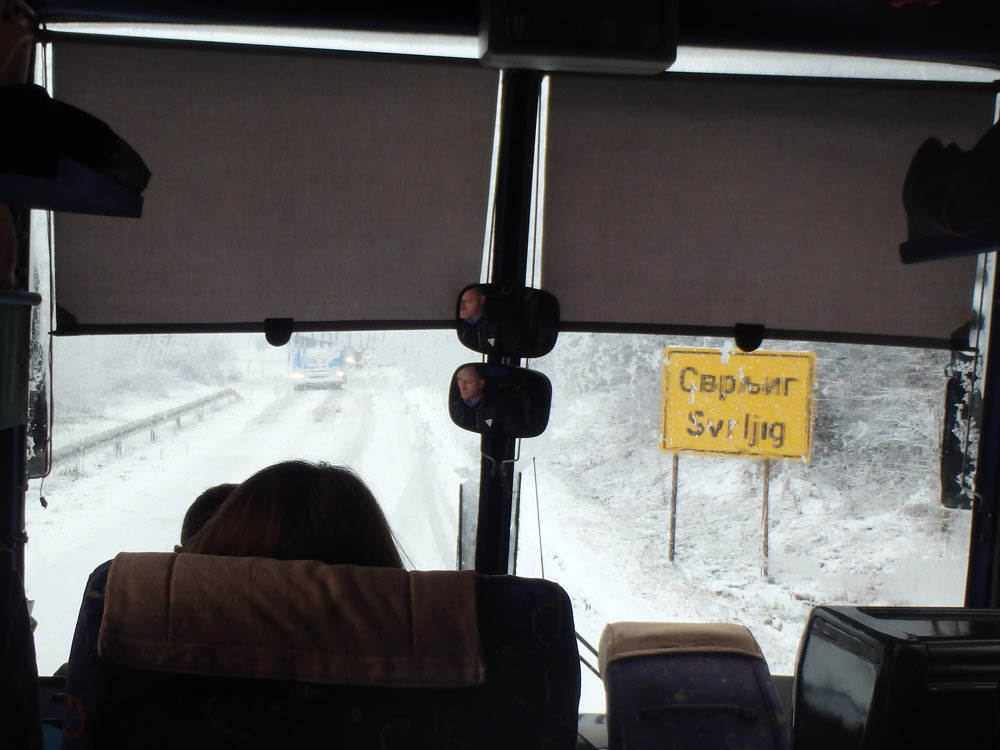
[183,461,403,568]
[178,483,236,549]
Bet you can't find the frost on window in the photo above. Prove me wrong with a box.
[940,350,980,510]
[26,209,51,479]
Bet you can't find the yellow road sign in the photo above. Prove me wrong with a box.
[660,348,816,460]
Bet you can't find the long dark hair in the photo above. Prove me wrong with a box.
[185,461,403,568]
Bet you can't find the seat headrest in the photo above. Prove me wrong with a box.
[98,552,484,688]
[598,621,765,678]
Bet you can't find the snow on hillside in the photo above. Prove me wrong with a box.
[524,334,970,705]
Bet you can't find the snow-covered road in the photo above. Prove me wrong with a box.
[25,366,470,676]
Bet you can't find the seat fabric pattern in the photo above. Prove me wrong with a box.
[605,651,789,750]
[61,560,580,750]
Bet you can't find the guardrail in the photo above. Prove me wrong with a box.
[51,388,242,465]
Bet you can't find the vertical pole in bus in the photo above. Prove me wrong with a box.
[456,484,464,570]
[509,471,522,574]
[669,452,678,562]
[533,458,545,578]
[761,458,771,578]
[475,68,542,575]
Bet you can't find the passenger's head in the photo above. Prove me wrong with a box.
[456,365,485,402]
[459,287,486,322]
[178,483,236,549]
[184,461,403,568]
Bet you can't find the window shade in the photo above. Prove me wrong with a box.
[541,73,995,344]
[51,39,498,329]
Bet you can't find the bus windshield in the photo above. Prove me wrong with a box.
[25,329,972,713]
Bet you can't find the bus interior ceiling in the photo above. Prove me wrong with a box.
[3,0,1000,747]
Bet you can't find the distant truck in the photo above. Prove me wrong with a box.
[290,347,347,390]
[344,348,374,367]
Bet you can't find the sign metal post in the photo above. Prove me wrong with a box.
[659,348,815,572]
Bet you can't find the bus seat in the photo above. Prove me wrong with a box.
[0,543,42,750]
[599,621,789,750]
[61,552,580,749]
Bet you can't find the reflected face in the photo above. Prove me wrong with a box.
[459,289,485,321]
[456,366,485,401]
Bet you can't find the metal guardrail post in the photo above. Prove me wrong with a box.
[50,388,240,465]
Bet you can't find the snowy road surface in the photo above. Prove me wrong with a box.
[25,368,468,677]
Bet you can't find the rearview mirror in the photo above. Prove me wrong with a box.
[455,283,559,358]
[449,363,552,438]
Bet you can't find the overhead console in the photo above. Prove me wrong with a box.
[479,0,678,75]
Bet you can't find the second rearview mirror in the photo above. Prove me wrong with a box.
[449,363,552,438]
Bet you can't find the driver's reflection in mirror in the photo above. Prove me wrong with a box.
[450,364,491,431]
[458,287,485,324]
[457,287,497,352]
[457,286,528,355]
[450,364,516,435]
